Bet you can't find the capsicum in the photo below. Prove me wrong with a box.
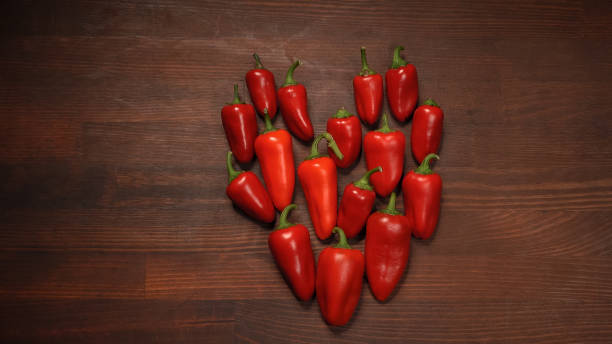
[411,99,444,163]
[337,166,382,238]
[386,46,418,122]
[353,47,383,125]
[364,113,405,197]
[221,85,258,163]
[278,60,314,141]
[326,108,361,168]
[246,53,278,119]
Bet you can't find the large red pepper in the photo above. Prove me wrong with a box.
[364,113,405,197]
[411,99,444,163]
[337,166,382,238]
[246,53,278,119]
[298,133,343,240]
[255,111,295,211]
[278,60,314,141]
[385,46,418,122]
[353,47,383,126]
[402,153,442,240]
[326,108,361,168]
[268,204,315,301]
[316,227,364,326]
[225,151,275,223]
[365,192,411,301]
[221,85,258,163]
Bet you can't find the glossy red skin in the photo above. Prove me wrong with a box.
[402,171,442,240]
[385,65,418,122]
[268,224,316,301]
[278,84,314,141]
[364,130,405,197]
[221,104,258,163]
[226,171,275,223]
[411,105,444,163]
[255,129,295,211]
[337,184,376,238]
[298,157,337,240]
[246,68,278,118]
[365,212,411,301]
[316,247,364,326]
[353,74,383,125]
[326,116,361,168]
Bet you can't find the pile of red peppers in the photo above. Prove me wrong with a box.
[221,47,444,327]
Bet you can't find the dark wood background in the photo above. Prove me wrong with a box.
[2,0,612,343]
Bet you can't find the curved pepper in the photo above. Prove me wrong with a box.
[337,166,382,238]
[385,46,418,122]
[316,227,364,326]
[402,154,442,240]
[221,85,258,163]
[365,192,411,301]
[268,204,316,301]
[326,108,361,168]
[353,47,383,125]
[246,53,278,118]
[278,60,314,141]
[411,99,444,163]
[364,113,405,197]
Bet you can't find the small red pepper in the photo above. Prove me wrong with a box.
[402,153,442,240]
[353,47,383,126]
[278,60,314,141]
[364,113,405,197]
[326,108,361,168]
[411,99,444,163]
[225,151,275,223]
[365,192,411,301]
[298,133,343,240]
[385,46,418,122]
[316,227,365,326]
[268,204,316,301]
[221,85,258,163]
[337,166,382,238]
[246,53,278,119]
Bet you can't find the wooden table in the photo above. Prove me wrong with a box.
[2,1,611,342]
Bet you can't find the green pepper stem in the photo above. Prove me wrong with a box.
[391,46,407,69]
[353,166,382,191]
[231,84,243,105]
[424,98,439,107]
[306,132,344,161]
[282,60,301,87]
[253,53,264,69]
[376,113,393,133]
[415,153,440,175]
[226,151,242,183]
[333,227,351,249]
[333,107,353,119]
[276,204,297,230]
[379,192,402,215]
[360,47,376,76]
[262,109,276,134]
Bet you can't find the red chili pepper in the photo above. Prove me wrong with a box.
[411,99,444,163]
[326,108,361,168]
[385,46,418,122]
[365,192,411,301]
[316,227,364,326]
[268,204,316,301]
[298,133,343,240]
[225,151,275,223]
[246,53,278,119]
[402,154,442,240]
[353,47,383,126]
[221,85,258,163]
[364,113,405,197]
[255,110,295,211]
[278,60,314,141]
[337,166,382,238]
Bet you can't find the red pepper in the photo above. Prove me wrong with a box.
[298,133,343,240]
[365,192,411,301]
[268,204,315,301]
[337,166,382,238]
[402,153,442,240]
[221,85,258,163]
[353,47,383,126]
[316,227,364,326]
[255,111,295,211]
[385,46,418,122]
[326,108,361,168]
[411,99,444,163]
[246,53,278,119]
[364,113,405,197]
[278,60,314,141]
[225,151,275,223]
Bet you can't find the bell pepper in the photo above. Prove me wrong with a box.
[365,192,411,301]
[268,204,316,301]
[402,153,442,240]
[246,53,278,119]
[225,151,275,223]
[221,85,258,163]
[316,227,365,327]
[337,166,382,238]
[326,108,361,168]
[298,133,343,240]
[364,113,405,197]
[353,47,383,126]
[255,110,295,211]
[278,60,314,141]
[411,99,444,163]
[385,46,418,122]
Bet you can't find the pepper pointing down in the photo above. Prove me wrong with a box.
[278,60,314,141]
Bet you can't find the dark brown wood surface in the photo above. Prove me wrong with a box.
[1,0,612,343]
